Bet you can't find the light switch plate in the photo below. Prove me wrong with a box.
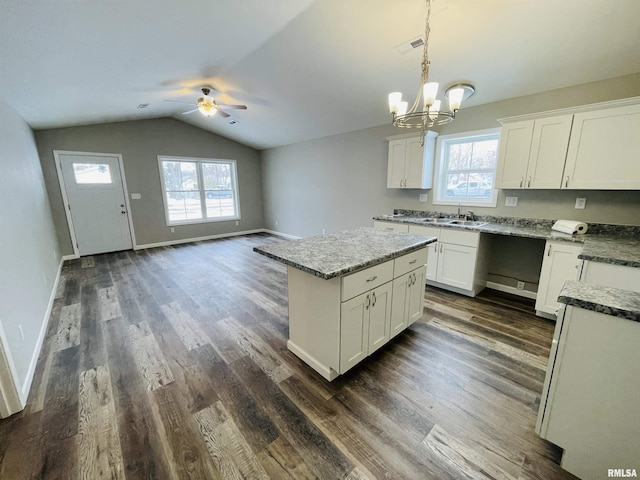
[419,193,428,202]
[131,193,141,200]
[505,196,518,207]
[575,197,586,209]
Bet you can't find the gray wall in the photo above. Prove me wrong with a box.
[35,118,264,255]
[261,73,640,238]
[0,95,61,399]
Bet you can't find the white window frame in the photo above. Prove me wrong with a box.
[158,155,241,226]
[433,128,500,207]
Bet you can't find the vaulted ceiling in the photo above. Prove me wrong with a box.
[1,0,639,150]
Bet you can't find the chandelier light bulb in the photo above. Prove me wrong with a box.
[423,82,439,107]
[397,101,409,116]
[388,92,403,113]
[447,87,465,111]
[429,100,441,120]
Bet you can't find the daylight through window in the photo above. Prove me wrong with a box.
[158,156,239,225]
[434,129,500,206]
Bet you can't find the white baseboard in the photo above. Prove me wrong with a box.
[134,228,268,250]
[61,254,77,261]
[263,229,301,240]
[19,257,65,405]
[485,281,537,300]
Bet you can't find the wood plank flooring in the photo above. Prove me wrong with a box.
[0,233,578,479]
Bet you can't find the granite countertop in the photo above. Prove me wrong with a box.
[253,227,436,280]
[559,280,640,322]
[374,213,640,268]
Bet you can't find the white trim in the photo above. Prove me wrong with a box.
[53,150,136,255]
[19,258,65,404]
[0,320,22,417]
[498,95,640,124]
[62,254,77,261]
[134,228,267,250]
[432,128,500,208]
[485,281,537,300]
[262,229,301,240]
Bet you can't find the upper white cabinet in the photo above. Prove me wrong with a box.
[563,103,640,189]
[496,115,573,189]
[387,131,437,189]
[496,97,640,190]
[535,240,582,318]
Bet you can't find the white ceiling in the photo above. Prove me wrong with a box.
[1,0,639,150]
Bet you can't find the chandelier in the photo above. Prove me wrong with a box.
[388,0,474,133]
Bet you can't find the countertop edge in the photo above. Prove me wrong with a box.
[558,280,640,323]
[254,239,435,280]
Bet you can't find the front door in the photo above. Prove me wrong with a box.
[57,152,133,256]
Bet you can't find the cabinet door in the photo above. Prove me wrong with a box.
[387,139,406,188]
[368,282,393,354]
[535,241,582,315]
[403,137,425,189]
[407,266,426,326]
[563,103,640,189]
[425,241,439,281]
[390,273,410,338]
[436,243,477,291]
[527,115,573,189]
[340,292,370,374]
[495,120,534,189]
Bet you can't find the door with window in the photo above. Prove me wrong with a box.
[57,152,132,256]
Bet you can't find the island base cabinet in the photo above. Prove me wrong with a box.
[536,306,640,480]
[340,282,392,374]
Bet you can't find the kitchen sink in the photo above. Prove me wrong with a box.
[447,220,488,227]
[418,217,454,224]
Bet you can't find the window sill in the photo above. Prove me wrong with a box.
[167,216,241,227]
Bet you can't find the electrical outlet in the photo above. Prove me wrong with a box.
[575,197,587,209]
[131,193,142,200]
[18,324,24,340]
[419,193,428,202]
[505,196,518,207]
[235,221,239,226]
[517,281,525,290]
[322,228,326,234]
[170,227,175,233]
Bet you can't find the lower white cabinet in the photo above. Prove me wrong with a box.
[409,225,489,297]
[340,281,392,373]
[287,247,428,380]
[535,240,582,317]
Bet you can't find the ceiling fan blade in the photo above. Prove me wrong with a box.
[218,110,231,118]
[217,104,247,110]
[181,108,199,115]
[164,99,197,105]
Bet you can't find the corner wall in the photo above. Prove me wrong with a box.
[35,118,265,255]
[0,95,61,413]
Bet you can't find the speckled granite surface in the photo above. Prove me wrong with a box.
[253,227,436,280]
[374,210,640,268]
[559,280,640,322]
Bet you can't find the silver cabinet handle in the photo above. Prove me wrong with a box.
[547,245,552,257]
[565,176,569,188]
[440,243,443,254]
[409,259,417,264]
[519,177,523,188]
[372,292,376,307]
[400,179,403,187]
[527,177,531,188]
[365,293,370,309]
[366,275,378,282]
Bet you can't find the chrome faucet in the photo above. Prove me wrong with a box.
[465,210,475,221]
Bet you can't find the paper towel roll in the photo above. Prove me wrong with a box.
[552,219,589,235]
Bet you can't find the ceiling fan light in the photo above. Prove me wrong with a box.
[198,103,216,117]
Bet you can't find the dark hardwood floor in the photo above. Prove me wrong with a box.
[0,233,578,479]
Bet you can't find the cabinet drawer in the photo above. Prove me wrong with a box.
[439,228,479,247]
[408,225,439,237]
[342,261,394,301]
[394,248,428,277]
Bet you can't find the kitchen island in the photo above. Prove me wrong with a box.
[254,228,436,380]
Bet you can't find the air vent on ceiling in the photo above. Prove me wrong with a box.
[394,36,424,55]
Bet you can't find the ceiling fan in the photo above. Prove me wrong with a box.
[164,87,247,118]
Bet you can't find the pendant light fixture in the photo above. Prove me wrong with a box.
[388,0,475,138]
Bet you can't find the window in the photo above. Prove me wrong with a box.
[434,128,500,207]
[73,163,112,184]
[158,156,240,225]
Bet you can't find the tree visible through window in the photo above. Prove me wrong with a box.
[435,129,500,206]
[158,156,239,225]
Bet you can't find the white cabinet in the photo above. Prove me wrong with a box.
[495,115,573,189]
[287,247,428,380]
[373,220,409,233]
[340,281,392,373]
[563,103,640,189]
[580,260,640,293]
[536,305,640,480]
[408,225,489,297]
[387,132,437,189]
[535,240,582,317]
